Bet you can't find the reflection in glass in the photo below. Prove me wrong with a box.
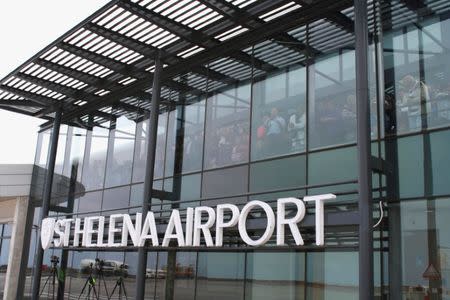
[204,83,251,169]
[306,252,358,300]
[155,252,196,300]
[165,101,205,176]
[252,66,307,160]
[383,16,450,134]
[309,51,356,149]
[246,252,305,300]
[102,186,130,211]
[82,124,109,191]
[105,116,136,188]
[196,252,245,300]
[133,113,168,183]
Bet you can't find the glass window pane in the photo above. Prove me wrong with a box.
[309,51,356,149]
[250,155,306,193]
[133,113,168,183]
[77,191,102,214]
[155,252,196,300]
[164,174,201,209]
[202,165,248,199]
[165,101,206,176]
[196,252,245,300]
[245,252,305,300]
[251,66,307,160]
[105,116,136,188]
[81,124,109,191]
[398,135,424,198]
[204,82,251,169]
[383,16,450,134]
[308,146,357,185]
[306,252,358,300]
[102,186,130,211]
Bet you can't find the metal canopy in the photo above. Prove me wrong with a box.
[0,0,445,128]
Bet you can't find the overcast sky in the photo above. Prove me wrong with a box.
[0,1,109,164]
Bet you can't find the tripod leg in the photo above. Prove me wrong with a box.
[121,279,128,300]
[101,275,110,299]
[91,283,99,300]
[77,276,90,300]
[110,281,119,299]
[39,274,52,297]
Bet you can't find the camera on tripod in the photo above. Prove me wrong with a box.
[50,255,59,265]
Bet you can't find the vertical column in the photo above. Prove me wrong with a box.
[354,0,374,299]
[135,52,163,300]
[31,108,62,300]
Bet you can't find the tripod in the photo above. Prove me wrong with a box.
[109,266,128,300]
[77,263,99,300]
[40,256,60,300]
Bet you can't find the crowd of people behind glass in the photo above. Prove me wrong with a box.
[78,72,450,184]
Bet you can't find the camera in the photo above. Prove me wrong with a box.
[50,255,59,264]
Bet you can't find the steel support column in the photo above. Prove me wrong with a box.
[31,108,62,300]
[354,0,374,299]
[135,52,163,300]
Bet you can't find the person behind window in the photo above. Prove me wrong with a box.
[398,74,430,131]
[265,107,287,156]
[255,112,270,158]
[288,103,306,152]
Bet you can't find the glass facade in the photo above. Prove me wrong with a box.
[21,0,450,299]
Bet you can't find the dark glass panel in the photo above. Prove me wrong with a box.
[102,186,130,211]
[429,130,450,195]
[77,191,102,214]
[105,116,136,188]
[251,66,307,160]
[245,252,305,300]
[308,146,357,185]
[250,155,306,193]
[196,252,245,300]
[202,165,248,199]
[204,82,251,169]
[397,135,424,198]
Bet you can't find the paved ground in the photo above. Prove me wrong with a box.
[19,273,359,300]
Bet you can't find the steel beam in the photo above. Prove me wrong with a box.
[61,0,353,122]
[30,108,62,300]
[135,52,163,300]
[354,1,374,299]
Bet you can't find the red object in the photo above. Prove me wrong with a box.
[257,126,266,139]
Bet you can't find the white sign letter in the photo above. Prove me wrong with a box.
[108,214,124,247]
[162,210,185,247]
[276,198,306,246]
[238,201,275,246]
[303,193,336,246]
[122,214,142,246]
[193,207,216,247]
[139,212,159,246]
[215,204,239,247]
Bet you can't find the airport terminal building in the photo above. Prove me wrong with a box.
[0,0,450,299]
